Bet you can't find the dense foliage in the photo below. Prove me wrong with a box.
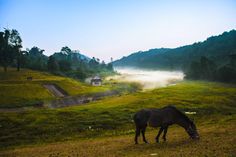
[0,29,114,80]
[0,29,22,71]
[185,56,236,82]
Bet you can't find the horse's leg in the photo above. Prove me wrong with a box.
[155,127,164,143]
[141,126,148,143]
[162,126,169,142]
[135,127,141,144]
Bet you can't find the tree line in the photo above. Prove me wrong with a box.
[185,55,236,83]
[0,28,114,80]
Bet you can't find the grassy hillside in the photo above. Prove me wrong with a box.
[0,68,129,108]
[0,81,236,155]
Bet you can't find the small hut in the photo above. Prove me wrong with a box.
[90,76,102,86]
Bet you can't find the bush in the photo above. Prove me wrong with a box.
[216,66,236,82]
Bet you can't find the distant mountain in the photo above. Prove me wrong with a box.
[113,30,236,70]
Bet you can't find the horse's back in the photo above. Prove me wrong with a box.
[138,106,180,127]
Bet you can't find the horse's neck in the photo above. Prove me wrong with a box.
[176,117,190,130]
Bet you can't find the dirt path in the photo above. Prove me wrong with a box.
[43,84,68,97]
[46,90,120,108]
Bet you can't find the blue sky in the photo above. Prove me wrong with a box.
[0,0,236,62]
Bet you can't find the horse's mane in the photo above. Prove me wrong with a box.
[167,105,192,123]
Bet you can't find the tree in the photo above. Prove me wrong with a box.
[27,47,48,70]
[75,67,87,80]
[216,65,236,82]
[185,61,201,79]
[0,29,21,72]
[0,32,5,70]
[47,56,59,72]
[199,56,216,80]
[101,60,106,69]
[19,50,29,68]
[28,46,44,56]
[61,46,72,55]
[107,63,114,71]
[10,29,22,71]
[58,60,71,71]
[89,57,99,68]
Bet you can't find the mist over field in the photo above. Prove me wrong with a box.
[107,68,184,89]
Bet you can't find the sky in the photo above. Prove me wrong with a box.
[0,0,236,62]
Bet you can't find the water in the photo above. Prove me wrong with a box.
[106,68,184,90]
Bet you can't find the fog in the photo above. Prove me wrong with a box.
[106,68,184,90]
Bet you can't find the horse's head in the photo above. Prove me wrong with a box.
[186,121,200,140]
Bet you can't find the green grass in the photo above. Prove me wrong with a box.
[0,80,236,150]
[1,120,235,157]
[0,68,135,108]
[0,83,52,108]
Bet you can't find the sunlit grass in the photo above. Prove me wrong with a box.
[0,80,236,149]
[0,117,235,157]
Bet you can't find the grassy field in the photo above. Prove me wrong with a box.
[1,120,235,157]
[0,68,136,108]
[0,76,236,156]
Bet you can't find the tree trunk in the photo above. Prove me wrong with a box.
[4,66,7,72]
[17,63,20,71]
[17,57,20,71]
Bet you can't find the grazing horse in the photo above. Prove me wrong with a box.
[133,105,199,144]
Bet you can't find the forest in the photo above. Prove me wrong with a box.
[0,29,114,80]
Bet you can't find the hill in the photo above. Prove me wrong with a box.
[0,68,135,108]
[113,30,236,70]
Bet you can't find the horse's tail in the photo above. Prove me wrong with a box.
[133,113,139,125]
[133,113,141,136]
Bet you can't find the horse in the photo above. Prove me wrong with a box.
[133,105,199,144]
